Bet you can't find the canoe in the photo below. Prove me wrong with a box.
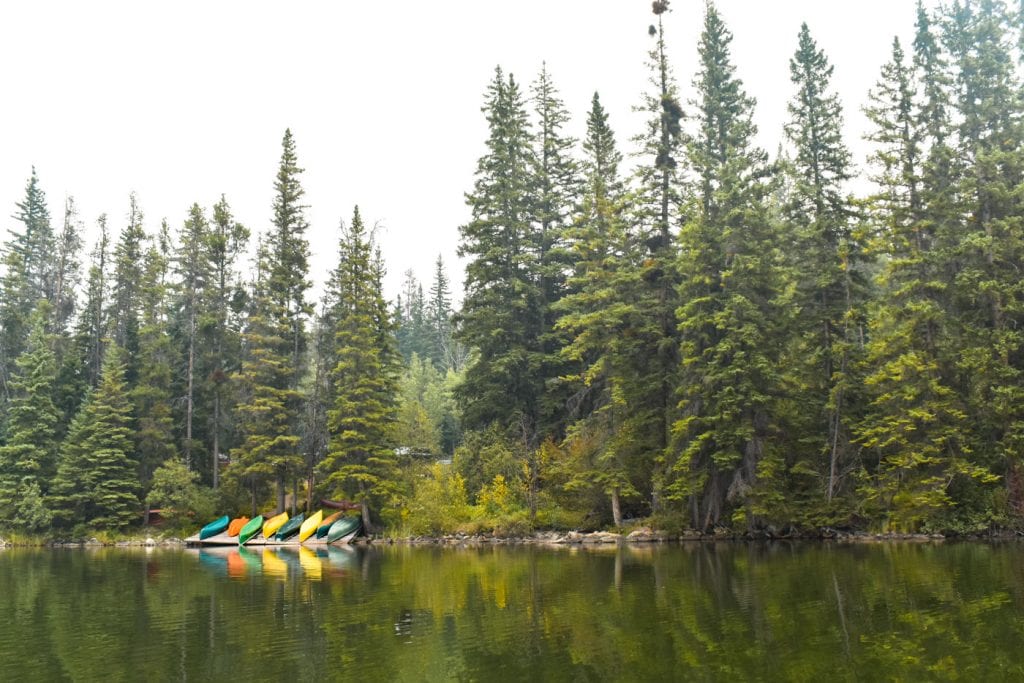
[227,516,250,537]
[239,516,264,545]
[263,512,289,539]
[275,513,305,541]
[326,516,361,544]
[298,510,324,543]
[199,515,230,540]
[315,511,344,539]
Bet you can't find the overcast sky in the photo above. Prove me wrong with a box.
[0,1,930,303]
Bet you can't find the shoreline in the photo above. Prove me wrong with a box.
[3,527,1023,549]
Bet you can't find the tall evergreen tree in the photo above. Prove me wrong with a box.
[74,216,111,390]
[133,240,179,506]
[319,207,399,530]
[1,168,53,402]
[669,4,789,529]
[626,0,685,510]
[556,92,640,526]
[107,194,146,383]
[269,129,312,388]
[204,196,248,490]
[50,344,139,531]
[425,255,455,370]
[51,197,83,335]
[229,239,302,514]
[943,0,1024,509]
[784,23,866,502]
[0,303,58,532]
[456,67,543,439]
[174,203,211,471]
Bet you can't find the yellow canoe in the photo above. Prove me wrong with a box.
[298,510,324,543]
[263,511,289,539]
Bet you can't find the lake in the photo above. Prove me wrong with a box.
[1,541,1022,681]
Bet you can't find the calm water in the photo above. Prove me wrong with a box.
[1,542,1023,681]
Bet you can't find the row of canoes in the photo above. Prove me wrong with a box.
[197,509,361,545]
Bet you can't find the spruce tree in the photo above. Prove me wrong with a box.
[228,239,301,514]
[669,4,789,529]
[269,129,312,388]
[425,255,455,371]
[943,0,1024,510]
[555,92,639,526]
[626,0,685,510]
[319,207,399,530]
[173,203,211,472]
[52,197,84,335]
[0,303,58,532]
[1,168,53,403]
[784,23,866,503]
[107,195,146,383]
[456,67,543,438]
[204,196,248,489]
[50,344,139,531]
[133,241,179,505]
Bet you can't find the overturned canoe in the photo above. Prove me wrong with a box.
[227,517,250,537]
[316,511,344,539]
[326,516,361,544]
[298,510,323,543]
[275,513,305,541]
[263,512,289,539]
[199,515,230,540]
[239,516,264,545]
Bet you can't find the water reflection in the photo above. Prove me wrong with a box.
[2,542,1024,680]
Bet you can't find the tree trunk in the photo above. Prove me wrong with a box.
[185,309,195,471]
[276,476,285,514]
[212,392,220,490]
[611,486,622,528]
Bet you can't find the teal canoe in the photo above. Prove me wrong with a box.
[238,516,264,545]
[275,513,305,541]
[326,516,361,544]
[199,515,230,540]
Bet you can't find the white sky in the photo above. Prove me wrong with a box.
[0,1,929,303]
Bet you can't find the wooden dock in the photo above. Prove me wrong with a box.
[184,532,336,547]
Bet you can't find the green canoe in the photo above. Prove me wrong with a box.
[238,516,264,545]
[275,513,305,541]
[326,516,361,544]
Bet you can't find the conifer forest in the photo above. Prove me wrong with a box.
[4,1,1024,538]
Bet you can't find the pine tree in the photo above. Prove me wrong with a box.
[133,240,179,505]
[555,92,640,526]
[425,255,455,371]
[174,203,211,472]
[530,63,580,446]
[73,216,111,390]
[784,23,866,503]
[626,0,685,511]
[0,303,58,532]
[107,195,146,384]
[50,344,139,531]
[269,129,312,389]
[854,30,986,530]
[52,197,84,335]
[228,239,302,514]
[942,0,1024,511]
[456,67,544,438]
[204,196,248,489]
[1,168,53,403]
[319,207,399,530]
[668,4,789,529]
